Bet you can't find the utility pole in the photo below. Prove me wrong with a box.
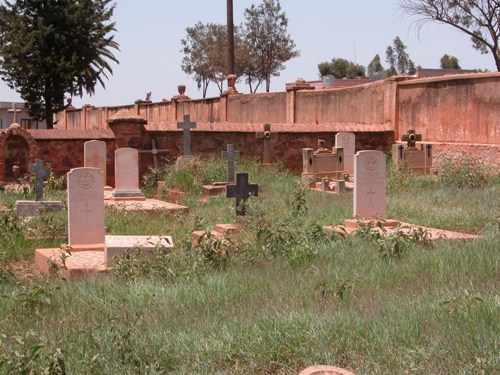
[227,0,235,75]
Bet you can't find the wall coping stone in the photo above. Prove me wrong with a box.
[106,109,146,124]
[29,129,115,140]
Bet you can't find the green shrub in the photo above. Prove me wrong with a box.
[439,155,490,188]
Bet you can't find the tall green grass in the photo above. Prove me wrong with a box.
[0,156,498,374]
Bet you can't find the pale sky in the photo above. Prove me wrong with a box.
[0,0,496,107]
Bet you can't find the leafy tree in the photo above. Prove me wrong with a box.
[385,36,416,76]
[0,0,119,129]
[367,54,385,78]
[243,0,299,92]
[440,54,461,69]
[399,0,500,71]
[318,58,365,79]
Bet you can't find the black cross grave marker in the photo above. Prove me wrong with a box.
[401,129,422,148]
[139,135,169,169]
[256,123,272,165]
[177,114,197,156]
[221,144,240,183]
[226,173,259,216]
[29,159,49,201]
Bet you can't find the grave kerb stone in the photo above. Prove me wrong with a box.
[105,235,174,264]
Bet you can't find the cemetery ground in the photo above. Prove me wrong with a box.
[0,156,498,374]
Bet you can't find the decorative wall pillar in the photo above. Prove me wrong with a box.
[107,109,147,150]
[286,78,314,124]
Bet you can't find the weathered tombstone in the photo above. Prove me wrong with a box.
[139,135,169,169]
[29,159,49,201]
[112,148,145,200]
[301,140,344,186]
[221,144,240,183]
[256,123,273,165]
[15,159,64,217]
[354,150,386,219]
[392,129,433,174]
[84,140,107,185]
[226,173,259,216]
[67,167,105,247]
[335,132,355,175]
[175,114,196,168]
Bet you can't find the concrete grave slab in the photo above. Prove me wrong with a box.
[16,200,64,217]
[105,235,173,264]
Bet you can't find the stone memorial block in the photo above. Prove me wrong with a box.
[354,150,386,219]
[301,141,345,186]
[335,132,355,175]
[67,167,105,247]
[392,129,433,174]
[105,235,173,264]
[84,140,107,184]
[112,148,145,199]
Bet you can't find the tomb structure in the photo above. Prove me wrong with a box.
[301,139,345,187]
[392,129,433,174]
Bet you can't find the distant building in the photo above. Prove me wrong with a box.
[416,68,476,78]
[0,101,46,130]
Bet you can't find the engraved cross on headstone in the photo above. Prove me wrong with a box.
[139,135,169,169]
[177,114,197,156]
[29,159,49,201]
[256,123,272,165]
[226,173,259,216]
[81,201,93,224]
[367,187,376,204]
[8,102,22,124]
[401,129,422,148]
[221,144,240,183]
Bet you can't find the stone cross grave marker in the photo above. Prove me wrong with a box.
[84,140,107,185]
[8,102,21,124]
[29,159,49,201]
[177,114,196,156]
[112,148,144,199]
[67,167,104,246]
[139,135,169,169]
[335,132,355,175]
[226,173,259,216]
[221,144,240,182]
[353,150,386,219]
[256,123,272,165]
[402,129,422,148]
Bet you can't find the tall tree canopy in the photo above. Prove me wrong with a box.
[440,54,461,69]
[367,54,385,78]
[385,36,416,76]
[0,0,119,128]
[400,0,500,71]
[318,58,366,79]
[242,0,299,92]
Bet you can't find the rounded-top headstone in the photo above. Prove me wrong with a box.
[299,365,355,375]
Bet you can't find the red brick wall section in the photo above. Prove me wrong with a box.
[0,124,39,182]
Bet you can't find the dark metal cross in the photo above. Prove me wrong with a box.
[29,159,49,201]
[226,173,259,216]
[256,123,272,165]
[221,144,240,182]
[401,129,422,148]
[139,135,169,169]
[8,102,21,124]
[177,114,197,156]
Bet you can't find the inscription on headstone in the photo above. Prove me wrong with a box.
[67,167,105,246]
[353,150,386,219]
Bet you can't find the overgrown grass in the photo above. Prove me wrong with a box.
[0,156,498,374]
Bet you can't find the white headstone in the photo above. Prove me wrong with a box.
[112,148,144,198]
[84,140,107,185]
[354,150,386,219]
[335,132,355,175]
[67,167,105,246]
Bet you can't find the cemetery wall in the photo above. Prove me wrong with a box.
[396,73,500,144]
[294,81,387,124]
[226,92,287,123]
